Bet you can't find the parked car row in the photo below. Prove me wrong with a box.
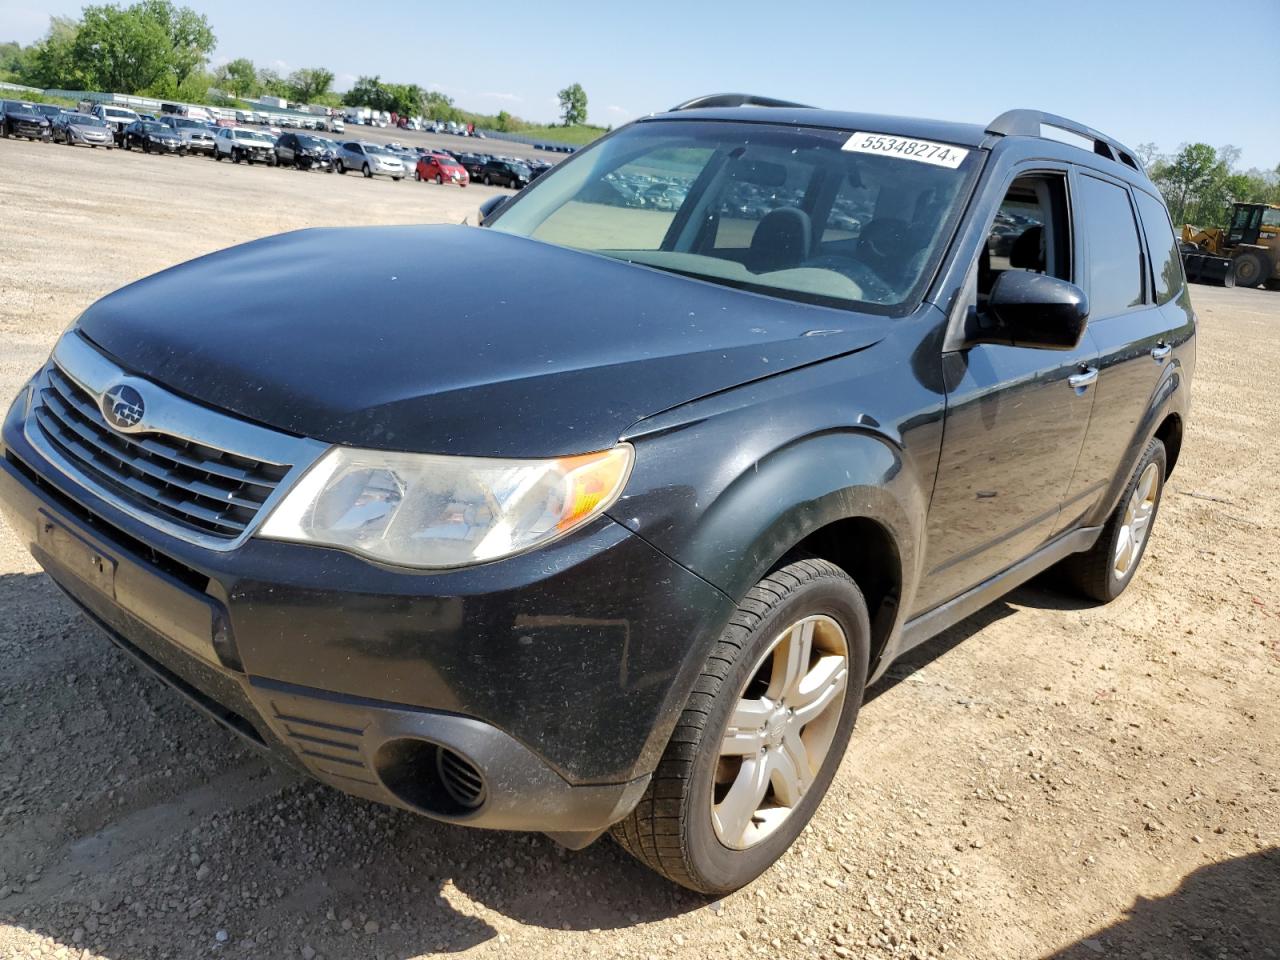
[3,99,557,191]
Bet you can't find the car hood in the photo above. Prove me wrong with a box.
[75,225,888,457]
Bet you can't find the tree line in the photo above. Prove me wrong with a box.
[1138,142,1280,230]
[0,5,598,132]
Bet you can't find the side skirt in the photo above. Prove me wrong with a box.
[899,525,1102,651]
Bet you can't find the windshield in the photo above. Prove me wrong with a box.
[173,118,203,129]
[490,119,979,312]
[236,130,272,143]
[297,135,328,149]
[104,109,135,119]
[71,114,105,127]
[141,122,167,133]
[365,144,394,156]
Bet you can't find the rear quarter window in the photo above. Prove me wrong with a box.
[1133,189,1185,306]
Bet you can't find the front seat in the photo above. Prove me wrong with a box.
[1009,225,1046,273]
[745,207,811,274]
[857,217,924,287]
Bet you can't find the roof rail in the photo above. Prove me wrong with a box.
[986,109,1145,173]
[668,93,817,112]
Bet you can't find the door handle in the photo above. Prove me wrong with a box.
[1068,366,1099,390]
[1151,342,1172,361]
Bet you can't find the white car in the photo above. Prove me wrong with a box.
[214,127,277,164]
[90,104,140,144]
[335,141,405,180]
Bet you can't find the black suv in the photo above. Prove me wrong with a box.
[0,94,1194,895]
[274,131,335,171]
[479,157,531,188]
[1,99,52,140]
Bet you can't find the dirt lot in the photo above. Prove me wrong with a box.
[0,137,1277,960]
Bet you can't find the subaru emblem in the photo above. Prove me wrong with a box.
[102,384,145,431]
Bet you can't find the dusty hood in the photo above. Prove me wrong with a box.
[76,225,887,457]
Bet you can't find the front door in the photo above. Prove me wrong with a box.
[914,167,1097,614]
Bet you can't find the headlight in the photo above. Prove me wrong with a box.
[258,444,633,568]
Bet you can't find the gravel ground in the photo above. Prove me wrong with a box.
[0,137,1277,960]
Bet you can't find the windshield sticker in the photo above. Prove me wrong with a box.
[842,133,969,168]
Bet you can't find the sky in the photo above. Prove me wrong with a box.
[2,0,1278,169]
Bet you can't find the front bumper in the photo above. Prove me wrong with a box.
[186,140,216,154]
[0,379,731,832]
[67,128,111,146]
[8,120,50,139]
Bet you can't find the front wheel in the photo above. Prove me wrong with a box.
[1061,437,1166,602]
[362,163,372,178]
[611,559,869,894]
[1232,251,1272,289]
[336,159,345,173]
[483,174,492,185]
[436,174,444,185]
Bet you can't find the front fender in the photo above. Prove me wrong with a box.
[615,425,921,608]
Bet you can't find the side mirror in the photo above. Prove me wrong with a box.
[477,194,508,227]
[973,271,1089,350]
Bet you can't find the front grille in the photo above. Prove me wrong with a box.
[32,366,290,539]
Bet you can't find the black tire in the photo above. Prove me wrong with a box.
[362,163,372,178]
[1265,279,1280,292]
[483,174,492,185]
[336,159,345,173]
[611,558,870,894]
[1232,251,1271,289]
[214,149,223,161]
[1061,437,1166,603]
[435,173,443,185]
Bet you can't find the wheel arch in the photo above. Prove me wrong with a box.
[782,514,903,673]
[617,422,924,695]
[1154,411,1183,476]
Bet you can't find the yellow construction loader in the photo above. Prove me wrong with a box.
[1181,202,1280,289]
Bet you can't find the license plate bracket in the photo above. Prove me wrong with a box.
[36,511,116,598]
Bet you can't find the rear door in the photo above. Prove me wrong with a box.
[1057,175,1193,528]
[915,164,1099,613]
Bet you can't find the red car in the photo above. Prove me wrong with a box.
[415,152,469,187]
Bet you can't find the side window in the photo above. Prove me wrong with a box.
[1133,189,1184,306]
[978,174,1070,300]
[1078,175,1145,317]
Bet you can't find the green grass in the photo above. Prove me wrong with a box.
[507,124,608,146]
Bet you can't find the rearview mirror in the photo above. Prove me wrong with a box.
[477,195,508,226]
[972,271,1089,350]
[729,159,788,187]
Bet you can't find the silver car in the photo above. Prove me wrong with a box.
[160,115,216,155]
[52,112,113,148]
[335,141,405,180]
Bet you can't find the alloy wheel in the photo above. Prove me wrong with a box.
[1113,462,1160,579]
[712,614,849,850]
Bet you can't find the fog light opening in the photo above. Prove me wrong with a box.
[375,739,487,817]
